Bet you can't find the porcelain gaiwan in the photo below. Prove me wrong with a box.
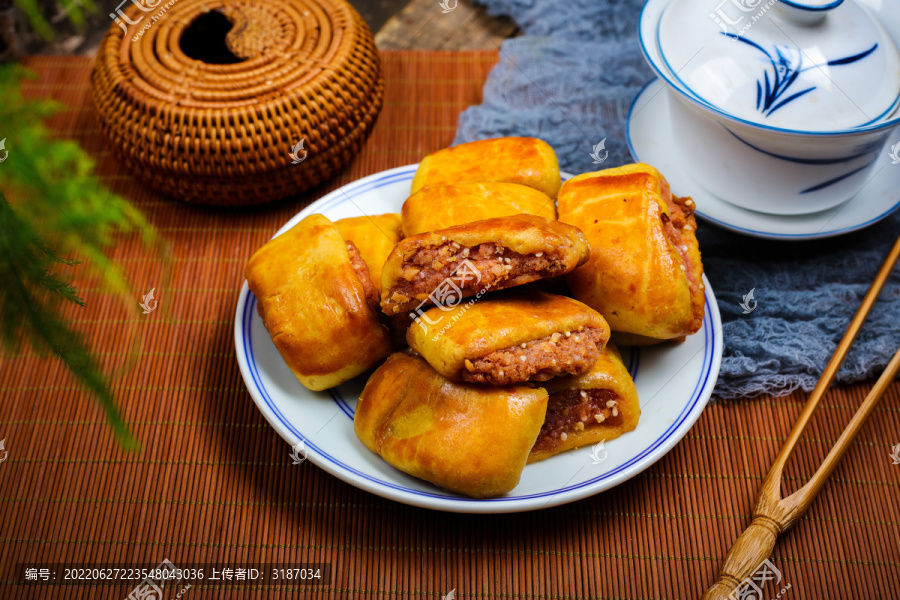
[660,0,900,130]
[639,0,900,215]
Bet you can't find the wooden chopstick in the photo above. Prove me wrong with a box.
[702,232,900,600]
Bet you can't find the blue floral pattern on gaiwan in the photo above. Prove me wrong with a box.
[723,33,878,117]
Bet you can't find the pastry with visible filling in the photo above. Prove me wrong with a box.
[401,182,556,236]
[380,214,590,315]
[245,214,392,391]
[407,291,610,386]
[354,352,549,498]
[558,163,705,344]
[529,342,640,463]
[410,137,561,198]
[335,213,404,295]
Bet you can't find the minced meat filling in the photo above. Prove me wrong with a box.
[346,241,380,312]
[461,326,606,385]
[382,242,566,312]
[532,388,620,452]
[659,194,700,291]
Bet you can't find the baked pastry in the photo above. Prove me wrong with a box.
[410,137,561,198]
[529,343,640,463]
[245,214,393,391]
[407,291,610,385]
[401,182,556,236]
[355,352,548,498]
[558,163,705,344]
[335,213,403,294]
[380,214,590,315]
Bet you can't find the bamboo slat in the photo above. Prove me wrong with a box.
[0,53,897,600]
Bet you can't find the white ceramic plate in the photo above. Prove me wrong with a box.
[234,165,723,513]
[627,79,900,240]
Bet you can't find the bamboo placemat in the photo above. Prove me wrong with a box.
[0,53,898,600]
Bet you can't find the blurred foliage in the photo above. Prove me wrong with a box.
[13,0,97,40]
[0,63,160,450]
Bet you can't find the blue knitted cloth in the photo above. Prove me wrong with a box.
[454,0,900,398]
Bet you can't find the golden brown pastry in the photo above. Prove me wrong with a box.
[355,352,548,498]
[245,214,393,391]
[380,214,590,315]
[410,137,561,198]
[407,291,610,385]
[558,163,705,344]
[529,342,640,463]
[401,182,556,236]
[335,214,403,295]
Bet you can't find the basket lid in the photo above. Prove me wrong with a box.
[92,0,384,205]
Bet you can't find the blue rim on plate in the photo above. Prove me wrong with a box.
[241,292,714,504]
[625,78,900,240]
[234,165,723,513]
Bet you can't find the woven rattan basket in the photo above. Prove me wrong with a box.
[91,0,384,205]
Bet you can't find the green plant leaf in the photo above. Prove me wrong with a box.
[14,0,101,40]
[0,191,138,450]
[0,64,164,450]
[13,0,54,40]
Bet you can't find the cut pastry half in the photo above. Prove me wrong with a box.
[529,342,640,463]
[380,214,590,315]
[407,291,610,386]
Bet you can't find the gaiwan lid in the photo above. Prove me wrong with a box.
[655,0,900,131]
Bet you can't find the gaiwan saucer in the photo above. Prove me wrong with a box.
[626,79,900,241]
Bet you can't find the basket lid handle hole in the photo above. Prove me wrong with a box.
[179,10,244,64]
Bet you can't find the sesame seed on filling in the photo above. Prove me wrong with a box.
[382,241,567,312]
[461,326,606,385]
[533,388,621,452]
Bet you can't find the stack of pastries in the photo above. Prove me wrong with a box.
[245,137,706,498]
